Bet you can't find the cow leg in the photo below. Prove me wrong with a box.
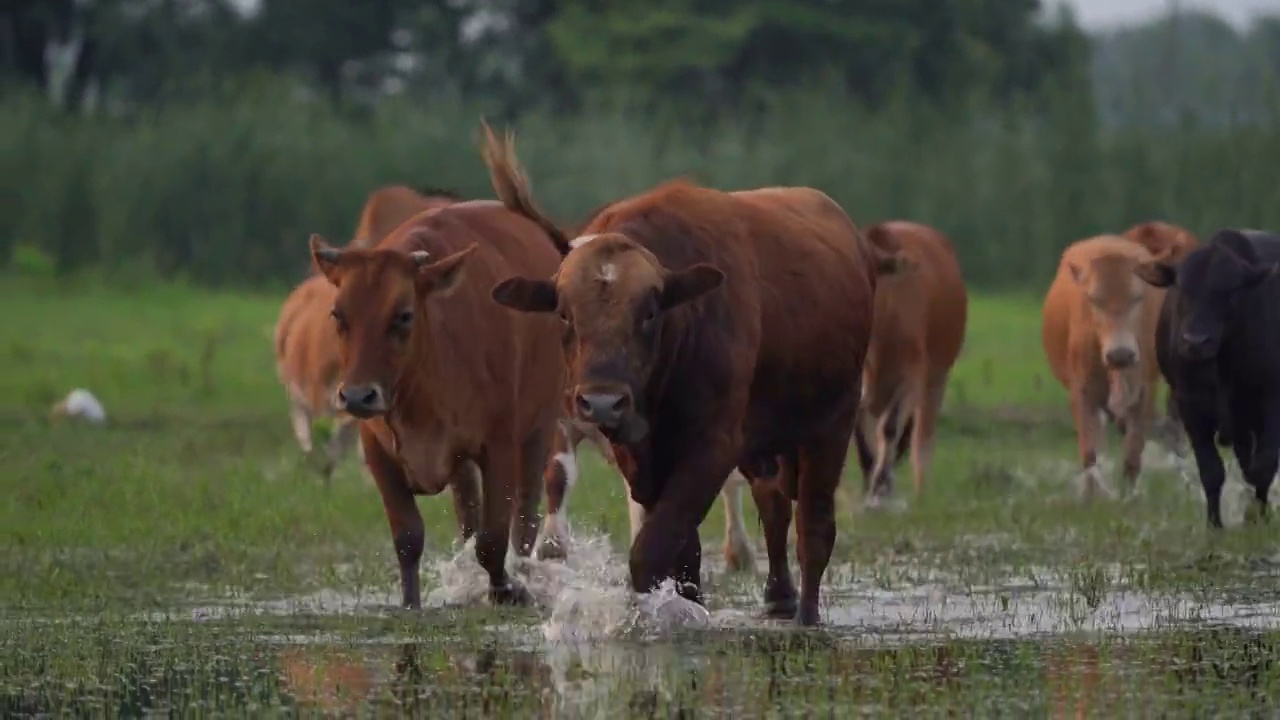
[672,519,704,605]
[851,410,876,489]
[1241,409,1277,525]
[449,460,481,543]
[288,389,314,454]
[363,429,424,609]
[535,425,577,561]
[627,438,737,606]
[1070,387,1108,502]
[320,415,359,484]
[513,428,549,557]
[794,423,852,627]
[721,469,757,574]
[867,396,912,508]
[750,465,796,618]
[910,377,946,498]
[1119,388,1153,497]
[1181,400,1228,529]
[477,444,532,606]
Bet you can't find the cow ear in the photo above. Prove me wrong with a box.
[660,263,724,310]
[1243,261,1279,288]
[1067,262,1086,286]
[492,277,559,313]
[1133,261,1176,288]
[416,244,477,297]
[310,234,343,286]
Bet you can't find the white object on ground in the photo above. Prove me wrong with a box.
[52,389,107,424]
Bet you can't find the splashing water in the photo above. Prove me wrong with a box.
[423,531,716,641]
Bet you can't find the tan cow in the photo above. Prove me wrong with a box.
[1120,220,1200,451]
[273,187,458,479]
[1041,235,1170,499]
[853,221,968,509]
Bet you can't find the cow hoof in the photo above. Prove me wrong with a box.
[794,604,821,627]
[1243,502,1267,525]
[763,597,797,619]
[490,579,534,607]
[534,537,567,562]
[862,493,896,513]
[724,546,757,574]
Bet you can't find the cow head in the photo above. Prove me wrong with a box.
[1134,229,1278,360]
[1067,249,1169,370]
[309,233,477,419]
[491,233,723,442]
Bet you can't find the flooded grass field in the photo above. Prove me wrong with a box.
[3,280,1278,716]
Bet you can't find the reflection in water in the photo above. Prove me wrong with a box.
[4,624,1277,716]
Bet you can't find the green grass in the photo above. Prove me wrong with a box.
[2,278,1278,715]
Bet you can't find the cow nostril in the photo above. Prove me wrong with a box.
[610,395,629,413]
[575,394,593,417]
[360,387,380,405]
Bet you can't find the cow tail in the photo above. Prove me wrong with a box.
[479,119,572,256]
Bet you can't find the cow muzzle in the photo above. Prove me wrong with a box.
[336,382,388,419]
[572,385,648,442]
[1103,346,1137,369]
[1179,331,1217,361]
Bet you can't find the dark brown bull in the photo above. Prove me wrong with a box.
[853,221,968,509]
[307,197,564,609]
[274,187,459,478]
[482,123,902,625]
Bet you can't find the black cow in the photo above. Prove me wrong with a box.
[1134,228,1280,528]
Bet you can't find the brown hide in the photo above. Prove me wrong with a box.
[348,185,460,250]
[853,221,968,506]
[308,198,565,609]
[1041,235,1168,498]
[273,188,459,478]
[484,123,893,626]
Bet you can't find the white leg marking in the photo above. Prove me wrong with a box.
[722,470,756,572]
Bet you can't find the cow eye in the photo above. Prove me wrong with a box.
[394,309,414,328]
[558,309,571,325]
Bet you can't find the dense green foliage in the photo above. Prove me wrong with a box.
[4,2,1279,289]
[7,82,1280,289]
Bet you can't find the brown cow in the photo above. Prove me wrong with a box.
[535,417,757,573]
[483,123,903,625]
[307,196,565,609]
[853,220,967,509]
[1121,220,1200,450]
[532,204,759,573]
[1041,235,1170,500]
[274,187,459,478]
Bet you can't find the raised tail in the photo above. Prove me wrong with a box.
[479,118,572,256]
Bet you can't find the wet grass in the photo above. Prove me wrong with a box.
[3,278,1279,715]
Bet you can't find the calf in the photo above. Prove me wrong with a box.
[484,123,900,625]
[274,188,458,478]
[1122,220,1201,447]
[1134,228,1280,527]
[536,417,758,573]
[853,221,968,509]
[308,198,564,609]
[1041,235,1170,499]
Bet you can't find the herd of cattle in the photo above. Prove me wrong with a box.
[272,121,1278,626]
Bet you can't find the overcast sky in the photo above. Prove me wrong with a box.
[1065,0,1279,29]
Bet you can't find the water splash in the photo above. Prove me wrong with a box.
[421,531,715,641]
